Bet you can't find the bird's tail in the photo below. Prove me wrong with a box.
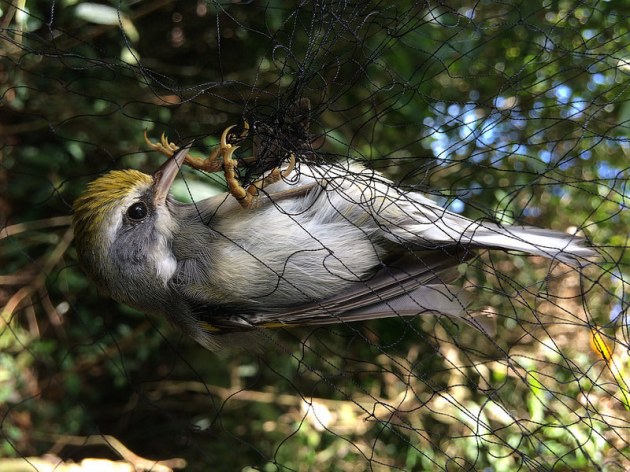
[459,223,597,267]
[372,189,596,268]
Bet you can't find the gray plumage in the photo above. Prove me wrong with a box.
[73,152,596,351]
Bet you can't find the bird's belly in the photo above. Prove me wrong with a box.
[211,220,385,307]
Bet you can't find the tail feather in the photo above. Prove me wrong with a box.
[373,190,596,268]
[462,223,597,267]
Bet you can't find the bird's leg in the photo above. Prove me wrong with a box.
[144,130,225,173]
[144,131,180,158]
[245,153,296,195]
[184,121,249,173]
[146,123,295,208]
[221,127,250,205]
[180,146,224,173]
[220,125,296,208]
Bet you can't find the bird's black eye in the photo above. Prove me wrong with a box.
[127,202,148,221]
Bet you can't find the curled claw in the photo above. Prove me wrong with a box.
[236,153,297,208]
[221,125,237,148]
[219,120,297,208]
[160,133,170,149]
[144,129,153,147]
[282,153,296,178]
[221,123,257,206]
[146,121,295,209]
[144,129,166,153]
[144,130,180,158]
[223,144,250,204]
[220,121,250,149]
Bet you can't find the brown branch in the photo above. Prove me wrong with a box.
[0,216,72,240]
[0,452,185,472]
[1,227,74,327]
[43,434,186,472]
[0,2,17,29]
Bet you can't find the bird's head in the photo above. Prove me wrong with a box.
[72,144,191,309]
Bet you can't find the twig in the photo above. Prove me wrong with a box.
[1,227,74,327]
[0,456,126,472]
[145,379,411,420]
[0,453,185,472]
[0,274,37,285]
[0,216,72,240]
[41,434,186,472]
[0,0,18,30]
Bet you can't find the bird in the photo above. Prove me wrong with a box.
[72,126,596,351]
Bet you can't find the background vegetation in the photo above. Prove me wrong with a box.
[1,1,629,470]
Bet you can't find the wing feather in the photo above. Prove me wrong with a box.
[192,250,493,336]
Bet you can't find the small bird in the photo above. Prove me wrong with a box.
[73,131,596,350]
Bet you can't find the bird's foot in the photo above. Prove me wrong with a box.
[144,130,180,158]
[221,124,295,208]
[146,122,295,208]
[145,130,225,173]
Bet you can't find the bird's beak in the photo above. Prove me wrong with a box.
[152,141,193,206]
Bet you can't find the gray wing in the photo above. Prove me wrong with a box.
[194,251,494,336]
[299,162,597,267]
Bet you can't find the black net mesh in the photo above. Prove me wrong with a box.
[2,1,629,470]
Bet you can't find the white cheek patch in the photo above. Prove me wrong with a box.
[151,204,179,285]
[105,188,178,286]
[103,212,122,248]
[151,242,178,285]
